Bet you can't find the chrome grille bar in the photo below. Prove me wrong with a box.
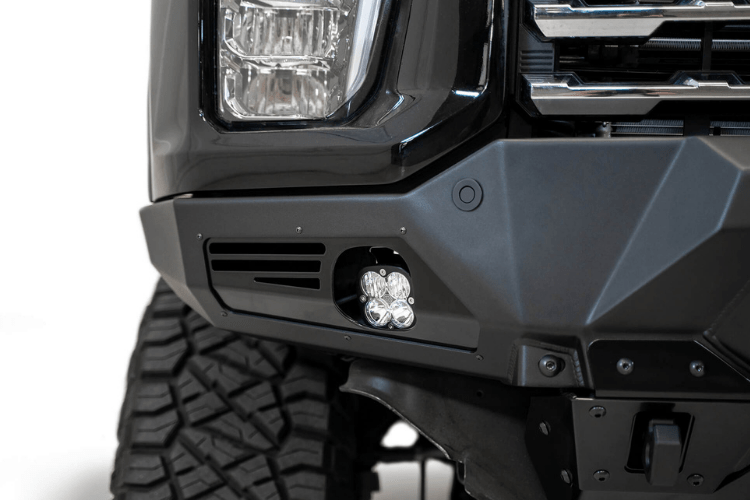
[531,0,750,38]
[525,73,750,115]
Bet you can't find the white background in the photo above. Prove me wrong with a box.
[0,2,451,499]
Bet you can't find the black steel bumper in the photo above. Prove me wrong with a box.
[142,137,750,387]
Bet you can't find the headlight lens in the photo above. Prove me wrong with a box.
[219,0,382,121]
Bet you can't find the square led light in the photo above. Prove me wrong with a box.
[219,0,382,121]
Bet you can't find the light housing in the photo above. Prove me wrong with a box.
[218,0,383,121]
[359,267,415,329]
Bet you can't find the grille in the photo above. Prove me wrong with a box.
[519,0,750,127]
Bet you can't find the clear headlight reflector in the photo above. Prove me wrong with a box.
[365,298,392,327]
[389,300,414,329]
[219,0,382,121]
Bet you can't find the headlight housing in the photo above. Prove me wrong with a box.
[219,0,383,121]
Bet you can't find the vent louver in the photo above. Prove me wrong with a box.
[208,241,325,290]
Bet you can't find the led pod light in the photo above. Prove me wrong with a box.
[360,269,415,329]
[219,0,382,121]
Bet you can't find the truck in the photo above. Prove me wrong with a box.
[110,1,750,499]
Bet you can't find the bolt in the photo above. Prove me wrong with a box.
[379,269,387,276]
[476,355,484,361]
[560,470,573,485]
[408,297,415,305]
[296,227,303,234]
[360,295,367,303]
[400,227,407,235]
[220,311,228,317]
[196,233,203,240]
[344,335,351,341]
[617,358,634,375]
[539,355,562,377]
[539,422,550,436]
[589,406,607,419]
[690,360,706,378]
[593,470,610,482]
[688,474,704,487]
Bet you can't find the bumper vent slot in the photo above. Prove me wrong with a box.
[254,277,321,289]
[208,242,326,255]
[211,260,321,273]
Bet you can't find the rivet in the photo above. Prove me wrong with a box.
[196,233,203,240]
[359,295,367,303]
[539,422,550,436]
[593,470,610,482]
[690,360,706,378]
[560,470,573,485]
[688,474,704,487]
[344,335,351,341]
[476,355,484,361]
[296,227,303,234]
[379,269,387,276]
[400,227,407,235]
[220,311,228,317]
[617,358,634,375]
[408,297,415,305]
[589,406,607,419]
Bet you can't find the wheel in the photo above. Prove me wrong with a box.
[111,281,372,500]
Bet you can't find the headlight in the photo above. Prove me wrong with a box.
[219,0,382,121]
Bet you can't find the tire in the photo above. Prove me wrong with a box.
[111,281,368,500]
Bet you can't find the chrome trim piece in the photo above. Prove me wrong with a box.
[531,0,750,38]
[525,73,750,115]
[640,37,750,52]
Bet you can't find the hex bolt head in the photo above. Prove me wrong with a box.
[296,227,303,234]
[560,470,573,485]
[593,470,610,482]
[539,355,562,377]
[690,360,706,378]
[589,406,607,419]
[539,422,550,436]
[617,358,634,375]
[688,474,704,487]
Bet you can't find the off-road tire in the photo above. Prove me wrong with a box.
[111,281,363,500]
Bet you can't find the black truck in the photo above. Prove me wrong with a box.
[111,1,750,499]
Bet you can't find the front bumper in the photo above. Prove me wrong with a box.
[142,137,750,387]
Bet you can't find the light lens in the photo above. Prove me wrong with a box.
[390,300,414,329]
[361,271,387,298]
[219,0,382,121]
[365,298,391,327]
[386,272,410,300]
